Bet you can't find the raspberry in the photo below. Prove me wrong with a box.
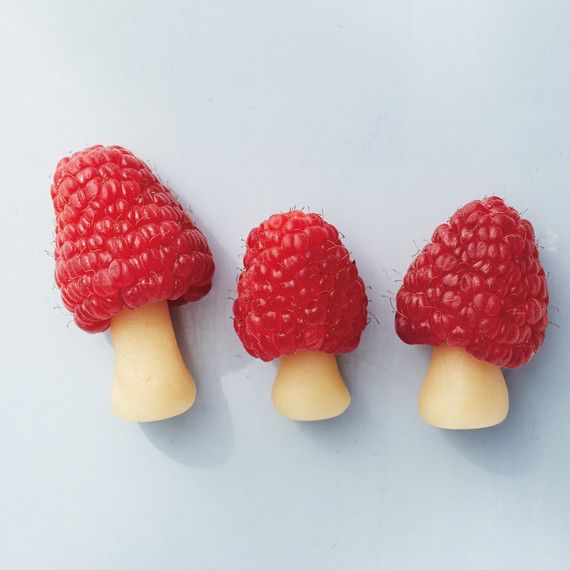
[233,211,368,362]
[395,196,549,368]
[51,145,215,333]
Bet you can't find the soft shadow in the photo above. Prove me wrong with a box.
[139,397,233,469]
[140,226,248,467]
[291,352,382,459]
[442,314,568,476]
[139,306,235,467]
[442,364,542,476]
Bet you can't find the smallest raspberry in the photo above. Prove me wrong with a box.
[233,210,368,421]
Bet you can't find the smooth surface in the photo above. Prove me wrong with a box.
[111,301,196,422]
[273,351,350,421]
[419,345,509,429]
[1,1,569,569]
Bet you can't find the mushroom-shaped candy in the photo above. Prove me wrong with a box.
[51,145,215,422]
[233,211,368,421]
[395,196,549,429]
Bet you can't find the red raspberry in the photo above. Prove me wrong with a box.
[233,211,368,362]
[395,196,549,368]
[51,145,215,333]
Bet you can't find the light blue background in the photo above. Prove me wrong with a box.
[1,1,569,569]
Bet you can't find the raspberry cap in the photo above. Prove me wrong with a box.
[233,211,368,362]
[395,196,549,368]
[51,145,215,333]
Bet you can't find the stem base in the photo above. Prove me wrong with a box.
[272,351,350,421]
[419,345,509,429]
[110,301,196,422]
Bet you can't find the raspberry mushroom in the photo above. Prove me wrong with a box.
[395,196,549,429]
[233,211,368,421]
[51,145,215,422]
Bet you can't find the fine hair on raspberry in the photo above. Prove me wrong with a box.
[51,145,215,333]
[233,210,368,362]
[395,196,549,368]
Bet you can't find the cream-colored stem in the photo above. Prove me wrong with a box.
[272,351,351,421]
[110,301,196,422]
[419,344,509,429]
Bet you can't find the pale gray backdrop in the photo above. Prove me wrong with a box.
[1,1,569,569]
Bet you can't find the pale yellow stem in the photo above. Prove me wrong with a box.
[110,301,196,422]
[419,344,509,429]
[272,351,351,421]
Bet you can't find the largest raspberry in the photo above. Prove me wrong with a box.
[395,196,549,368]
[51,145,214,333]
[233,211,368,362]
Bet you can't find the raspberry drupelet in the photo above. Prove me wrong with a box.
[51,145,215,422]
[233,210,368,420]
[395,196,549,429]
